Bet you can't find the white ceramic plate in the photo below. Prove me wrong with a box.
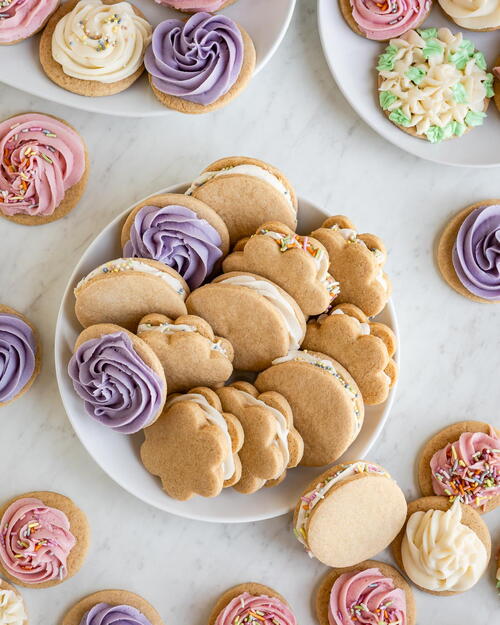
[55,183,399,523]
[318,0,500,167]
[0,0,295,117]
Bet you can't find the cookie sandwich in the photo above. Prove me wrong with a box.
[141,388,243,500]
[0,113,87,225]
[0,305,41,407]
[437,200,500,303]
[392,497,491,595]
[216,382,304,494]
[68,324,167,434]
[0,491,89,589]
[223,222,339,316]
[0,578,27,624]
[311,216,390,317]
[121,193,229,290]
[208,583,297,625]
[145,12,255,113]
[186,272,306,371]
[62,589,164,625]
[40,0,152,97]
[418,420,500,513]
[137,314,233,394]
[303,304,397,405]
[186,157,297,244]
[0,0,58,45]
[293,461,407,566]
[256,350,363,466]
[377,28,494,143]
[74,258,189,330]
[315,560,416,625]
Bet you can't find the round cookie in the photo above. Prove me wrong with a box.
[0,0,58,45]
[391,496,491,595]
[145,13,255,114]
[0,304,41,407]
[494,57,500,112]
[315,560,416,625]
[74,258,189,331]
[0,578,28,624]
[186,157,298,244]
[0,491,89,589]
[62,589,164,625]
[437,200,500,303]
[0,112,88,226]
[437,0,500,31]
[418,420,500,513]
[121,193,230,289]
[156,0,237,13]
[293,461,407,567]
[208,582,296,625]
[39,0,152,97]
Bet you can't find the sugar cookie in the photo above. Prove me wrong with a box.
[438,0,500,31]
[0,0,58,45]
[0,578,28,624]
[154,0,236,12]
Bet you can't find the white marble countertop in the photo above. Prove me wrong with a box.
[1,1,499,623]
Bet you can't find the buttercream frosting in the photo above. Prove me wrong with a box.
[430,425,500,510]
[79,602,153,625]
[0,497,76,584]
[0,113,85,217]
[438,0,500,30]
[68,331,165,434]
[137,322,228,356]
[52,0,152,83]
[145,12,244,105]
[378,28,493,142]
[452,203,500,300]
[0,313,36,404]
[0,586,26,624]
[350,0,430,41]
[154,0,226,9]
[401,500,488,591]
[214,592,297,625]
[218,275,304,349]
[123,204,222,289]
[0,0,58,44]
[166,393,235,479]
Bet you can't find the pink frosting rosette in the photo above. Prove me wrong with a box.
[154,0,226,11]
[328,568,406,625]
[0,113,85,217]
[0,0,58,44]
[430,426,500,510]
[350,0,430,41]
[0,497,76,584]
[214,592,297,625]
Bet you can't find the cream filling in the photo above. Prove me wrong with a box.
[166,393,235,480]
[0,588,26,625]
[75,259,186,297]
[137,322,228,356]
[329,309,370,335]
[185,165,295,211]
[218,275,304,350]
[258,230,324,268]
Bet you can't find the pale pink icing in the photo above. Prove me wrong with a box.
[154,0,226,11]
[350,0,430,41]
[0,497,76,584]
[0,0,58,44]
[494,66,500,80]
[0,113,85,217]
[430,425,500,510]
[214,592,297,625]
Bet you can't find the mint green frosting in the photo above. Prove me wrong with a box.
[484,73,494,98]
[389,108,411,127]
[405,66,426,85]
[451,83,467,104]
[377,45,398,72]
[425,126,444,144]
[473,52,487,71]
[465,110,486,127]
[417,28,437,40]
[379,91,398,110]
[423,39,443,60]
[449,40,475,70]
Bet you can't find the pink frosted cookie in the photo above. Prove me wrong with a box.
[154,0,236,13]
[0,0,58,45]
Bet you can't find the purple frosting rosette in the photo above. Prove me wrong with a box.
[123,204,223,289]
[452,203,500,300]
[68,332,164,434]
[80,603,153,625]
[144,12,244,105]
[0,313,36,403]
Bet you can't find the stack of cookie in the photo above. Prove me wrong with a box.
[68,156,398,500]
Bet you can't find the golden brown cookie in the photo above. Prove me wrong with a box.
[223,222,337,316]
[303,304,397,405]
[74,258,189,331]
[437,200,500,304]
[186,272,306,371]
[62,590,164,625]
[391,496,491,596]
[40,0,151,97]
[293,461,407,567]
[0,491,90,589]
[315,560,416,625]
[418,420,500,514]
[494,57,500,112]
[141,387,243,500]
[0,304,41,407]
[216,382,303,494]
[311,216,390,317]
[0,578,28,624]
[186,157,298,244]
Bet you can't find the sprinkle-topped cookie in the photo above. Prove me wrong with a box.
[0,0,58,45]
[377,28,493,143]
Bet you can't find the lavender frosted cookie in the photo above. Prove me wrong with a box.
[62,590,164,625]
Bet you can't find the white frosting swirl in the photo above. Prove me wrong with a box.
[438,0,500,30]
[0,588,26,625]
[52,0,152,83]
[401,500,488,592]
